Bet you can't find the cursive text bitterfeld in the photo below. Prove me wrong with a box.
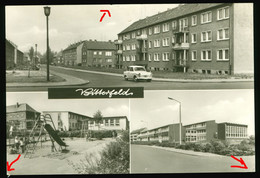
[75,88,134,98]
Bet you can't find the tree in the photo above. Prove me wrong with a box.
[42,47,56,64]
[93,110,103,130]
[28,47,34,62]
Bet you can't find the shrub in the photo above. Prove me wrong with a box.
[210,140,226,154]
[203,143,215,153]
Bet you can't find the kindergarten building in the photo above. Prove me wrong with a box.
[115,3,253,74]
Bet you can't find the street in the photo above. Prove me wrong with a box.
[130,144,255,173]
[6,66,254,91]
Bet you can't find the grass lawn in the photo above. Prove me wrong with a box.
[57,65,254,80]
[6,70,66,83]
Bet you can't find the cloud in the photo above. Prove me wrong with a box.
[102,105,129,117]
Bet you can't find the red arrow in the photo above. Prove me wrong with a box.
[7,154,21,171]
[230,155,248,169]
[100,10,111,22]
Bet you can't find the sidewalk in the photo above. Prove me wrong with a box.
[149,145,225,157]
[54,66,254,83]
[6,70,89,87]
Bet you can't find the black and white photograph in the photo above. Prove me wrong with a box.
[130,90,255,173]
[5,3,253,91]
[6,92,130,175]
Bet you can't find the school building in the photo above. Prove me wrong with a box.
[115,3,253,74]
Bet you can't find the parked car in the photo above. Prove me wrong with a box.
[123,65,152,82]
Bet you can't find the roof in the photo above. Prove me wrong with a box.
[118,3,224,35]
[63,41,85,51]
[6,103,39,113]
[184,120,216,127]
[43,111,92,119]
[218,122,248,127]
[84,40,116,50]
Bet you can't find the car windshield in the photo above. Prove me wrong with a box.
[134,67,146,71]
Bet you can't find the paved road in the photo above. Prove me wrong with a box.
[6,66,254,91]
[131,144,255,173]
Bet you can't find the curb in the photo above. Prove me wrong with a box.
[53,66,254,83]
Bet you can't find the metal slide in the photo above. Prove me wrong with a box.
[44,124,67,147]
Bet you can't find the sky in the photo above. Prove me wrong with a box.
[5,4,179,54]
[6,92,130,118]
[130,90,255,136]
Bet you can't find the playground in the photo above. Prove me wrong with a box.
[6,114,115,175]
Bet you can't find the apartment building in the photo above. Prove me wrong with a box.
[6,39,24,69]
[63,40,116,68]
[88,116,129,131]
[184,120,218,143]
[116,3,253,74]
[218,122,248,144]
[136,123,185,143]
[43,111,90,131]
[130,128,147,142]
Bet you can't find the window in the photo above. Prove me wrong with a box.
[105,119,109,126]
[142,29,147,35]
[201,31,212,42]
[162,38,170,46]
[105,51,112,56]
[217,49,229,60]
[179,18,188,31]
[191,50,197,61]
[162,23,169,32]
[123,45,125,51]
[131,44,136,50]
[201,50,212,61]
[154,25,160,34]
[218,7,229,20]
[148,41,152,48]
[172,36,175,43]
[154,53,160,61]
[192,15,197,26]
[217,28,229,40]
[154,39,160,47]
[116,119,120,126]
[106,59,112,62]
[126,56,130,61]
[148,28,152,35]
[93,51,97,55]
[110,119,114,126]
[148,54,152,61]
[172,21,177,29]
[132,32,136,38]
[201,11,212,24]
[162,53,170,61]
[126,45,131,50]
[191,33,197,43]
[99,51,102,55]
[123,56,125,61]
[131,55,136,61]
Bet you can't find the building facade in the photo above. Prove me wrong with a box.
[63,41,84,66]
[130,128,147,142]
[6,103,41,130]
[88,116,129,131]
[42,111,90,131]
[6,39,24,69]
[217,122,248,144]
[116,3,253,74]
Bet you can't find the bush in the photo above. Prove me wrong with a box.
[210,140,226,154]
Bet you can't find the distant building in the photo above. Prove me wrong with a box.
[62,40,117,68]
[6,103,40,130]
[42,111,90,131]
[218,122,248,144]
[53,51,64,65]
[6,39,24,69]
[88,116,129,131]
[130,127,147,141]
[116,3,253,74]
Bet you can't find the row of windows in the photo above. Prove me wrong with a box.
[186,129,206,134]
[191,49,229,61]
[89,119,120,126]
[191,28,229,43]
[93,58,113,63]
[226,126,247,138]
[121,6,230,40]
[92,51,113,56]
[123,55,136,61]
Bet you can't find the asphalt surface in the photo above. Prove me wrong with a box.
[6,66,254,91]
[130,144,255,173]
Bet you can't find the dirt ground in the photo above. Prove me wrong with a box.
[6,137,114,175]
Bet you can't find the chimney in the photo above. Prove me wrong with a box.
[16,102,20,108]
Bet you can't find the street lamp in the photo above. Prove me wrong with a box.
[168,97,182,145]
[44,6,51,81]
[35,44,37,65]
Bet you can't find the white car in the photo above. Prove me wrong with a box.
[123,66,152,82]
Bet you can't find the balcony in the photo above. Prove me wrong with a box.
[116,50,123,54]
[136,34,148,40]
[172,43,190,50]
[114,40,123,45]
[173,26,189,33]
[173,59,188,67]
[136,47,148,53]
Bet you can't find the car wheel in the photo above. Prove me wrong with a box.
[124,75,128,81]
[147,79,152,82]
[133,76,138,82]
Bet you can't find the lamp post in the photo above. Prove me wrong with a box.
[35,44,37,65]
[168,97,182,145]
[44,6,51,81]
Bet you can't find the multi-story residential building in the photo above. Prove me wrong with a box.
[42,111,90,131]
[6,103,41,130]
[6,39,24,69]
[130,128,147,142]
[88,116,129,131]
[184,120,218,143]
[116,3,253,74]
[217,122,248,144]
[53,51,64,65]
[136,123,185,143]
[63,40,116,68]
